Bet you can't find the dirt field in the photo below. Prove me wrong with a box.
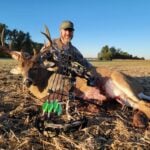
[0,59,150,150]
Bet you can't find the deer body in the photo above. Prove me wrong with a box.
[6,58,150,119]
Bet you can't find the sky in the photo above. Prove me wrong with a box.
[1,0,150,59]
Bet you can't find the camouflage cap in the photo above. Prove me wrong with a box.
[60,21,74,31]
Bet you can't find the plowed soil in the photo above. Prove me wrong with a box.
[0,59,150,150]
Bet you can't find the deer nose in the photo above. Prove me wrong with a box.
[24,79,33,87]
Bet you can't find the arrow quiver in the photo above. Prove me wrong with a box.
[41,50,76,117]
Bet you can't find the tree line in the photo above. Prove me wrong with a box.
[0,22,145,60]
[98,45,145,60]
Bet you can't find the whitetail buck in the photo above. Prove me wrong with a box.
[0,28,150,127]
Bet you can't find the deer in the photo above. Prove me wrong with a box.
[0,27,150,127]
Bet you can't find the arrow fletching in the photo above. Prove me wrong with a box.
[57,104,62,116]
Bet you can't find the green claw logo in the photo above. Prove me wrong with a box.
[42,100,62,116]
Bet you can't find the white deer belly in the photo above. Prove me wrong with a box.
[104,79,137,107]
[104,79,124,98]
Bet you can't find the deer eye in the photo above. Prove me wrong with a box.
[32,67,38,71]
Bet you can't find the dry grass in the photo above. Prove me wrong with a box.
[0,59,150,150]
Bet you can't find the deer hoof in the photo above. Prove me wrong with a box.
[133,110,148,128]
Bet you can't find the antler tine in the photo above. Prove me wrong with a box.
[9,40,12,50]
[20,49,25,59]
[1,28,5,47]
[40,25,53,54]
[33,48,38,56]
[41,32,52,44]
[0,28,11,54]
[41,25,52,46]
[44,25,51,39]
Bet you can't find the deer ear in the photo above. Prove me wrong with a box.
[10,66,22,74]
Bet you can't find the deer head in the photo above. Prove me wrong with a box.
[0,26,55,88]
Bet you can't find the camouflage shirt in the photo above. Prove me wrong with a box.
[52,38,93,70]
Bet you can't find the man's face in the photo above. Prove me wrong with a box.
[60,28,74,44]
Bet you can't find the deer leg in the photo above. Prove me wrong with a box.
[138,92,150,101]
[133,110,149,128]
[115,97,128,111]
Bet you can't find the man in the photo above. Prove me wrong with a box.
[52,20,93,71]
[42,20,96,86]
[53,20,97,85]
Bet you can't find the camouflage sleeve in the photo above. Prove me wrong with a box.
[70,46,93,70]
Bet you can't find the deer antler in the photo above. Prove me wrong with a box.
[41,25,52,45]
[1,28,5,46]
[0,29,28,61]
[0,28,11,54]
[40,25,53,53]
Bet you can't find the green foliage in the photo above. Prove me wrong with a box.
[98,45,145,60]
[98,45,112,60]
[8,30,32,52]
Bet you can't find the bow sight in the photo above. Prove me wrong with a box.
[42,49,95,86]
